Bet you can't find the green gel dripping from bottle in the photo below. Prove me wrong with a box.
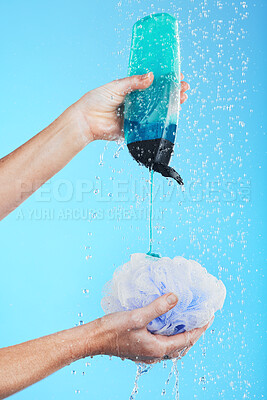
[146,170,160,258]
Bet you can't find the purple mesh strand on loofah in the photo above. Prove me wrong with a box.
[101,253,226,336]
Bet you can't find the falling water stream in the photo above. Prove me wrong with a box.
[130,359,180,400]
[130,364,154,400]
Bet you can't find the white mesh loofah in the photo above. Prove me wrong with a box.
[101,253,226,336]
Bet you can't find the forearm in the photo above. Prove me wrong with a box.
[0,319,104,399]
[0,105,90,220]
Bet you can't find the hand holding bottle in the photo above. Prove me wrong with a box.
[72,72,189,143]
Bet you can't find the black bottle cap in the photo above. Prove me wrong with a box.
[127,138,183,185]
[152,162,183,185]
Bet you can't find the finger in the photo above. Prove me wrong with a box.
[169,346,188,359]
[180,72,184,80]
[181,81,190,92]
[110,72,154,97]
[138,293,178,326]
[180,319,212,358]
[185,321,211,347]
[165,316,214,354]
[117,103,124,118]
[180,345,191,358]
[180,92,188,104]
[181,330,205,358]
[188,316,214,343]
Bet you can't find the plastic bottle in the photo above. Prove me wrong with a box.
[124,13,183,184]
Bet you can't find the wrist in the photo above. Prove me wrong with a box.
[63,103,94,148]
[64,318,111,362]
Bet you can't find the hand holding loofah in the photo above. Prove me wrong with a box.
[101,253,226,336]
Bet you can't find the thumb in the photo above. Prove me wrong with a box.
[109,72,154,97]
[140,293,178,326]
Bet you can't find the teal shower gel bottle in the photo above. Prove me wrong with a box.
[124,13,183,184]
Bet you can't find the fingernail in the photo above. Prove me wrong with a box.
[141,72,150,79]
[141,72,153,80]
[166,293,178,305]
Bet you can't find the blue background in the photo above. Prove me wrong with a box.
[0,0,266,399]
